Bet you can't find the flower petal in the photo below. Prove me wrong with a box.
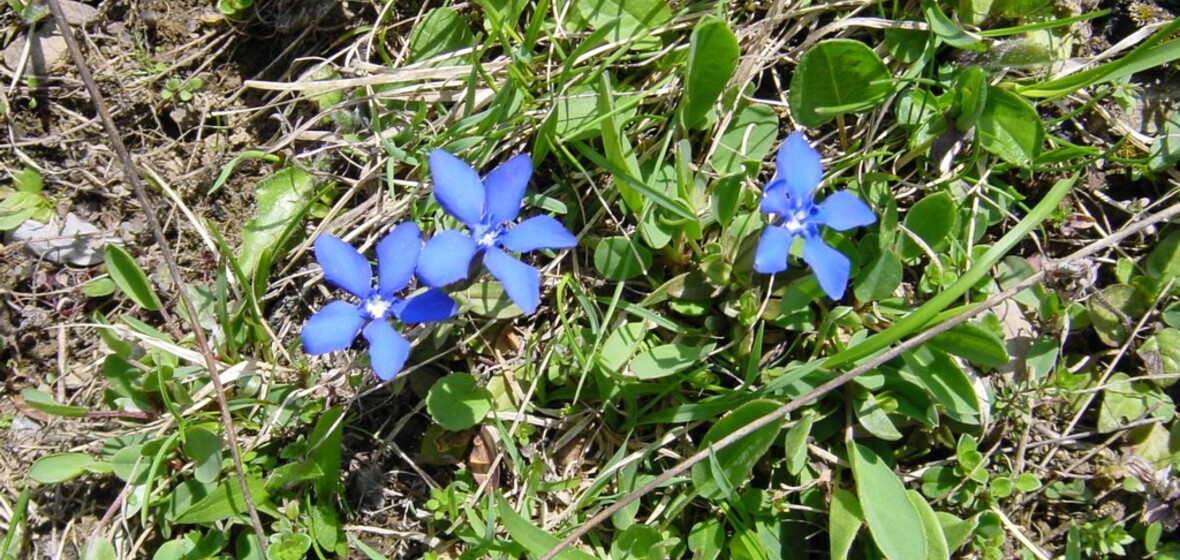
[362,320,410,381]
[500,215,577,253]
[429,149,486,226]
[760,180,792,216]
[301,300,364,354]
[814,191,877,231]
[484,246,541,314]
[802,234,851,300]
[314,235,372,298]
[754,225,794,274]
[776,131,823,201]
[396,288,459,324]
[484,153,532,224]
[416,230,478,288]
[376,222,421,295]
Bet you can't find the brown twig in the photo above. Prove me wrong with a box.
[540,201,1180,560]
[44,1,270,553]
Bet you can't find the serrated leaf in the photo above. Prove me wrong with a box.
[104,244,162,310]
[682,18,739,128]
[849,442,927,560]
[691,400,783,500]
[790,39,895,128]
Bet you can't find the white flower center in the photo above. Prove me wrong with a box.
[364,296,391,319]
[783,209,809,234]
[478,231,498,247]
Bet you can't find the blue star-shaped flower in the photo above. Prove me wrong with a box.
[754,131,876,300]
[417,149,577,314]
[301,222,458,380]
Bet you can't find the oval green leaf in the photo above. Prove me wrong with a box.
[928,322,1009,368]
[29,452,110,484]
[629,342,714,379]
[789,39,895,128]
[977,86,1043,167]
[898,192,956,260]
[427,373,493,431]
[20,388,89,417]
[682,18,739,128]
[594,237,652,281]
[182,426,224,484]
[849,442,927,559]
[691,399,783,500]
[104,244,161,310]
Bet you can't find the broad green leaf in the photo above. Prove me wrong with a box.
[82,538,117,560]
[928,322,1009,368]
[691,400,783,500]
[12,167,43,193]
[572,0,670,50]
[104,244,162,310]
[597,322,649,374]
[629,342,715,379]
[688,518,724,560]
[496,494,597,560]
[611,525,670,559]
[950,67,987,131]
[854,390,904,441]
[552,85,600,141]
[976,86,1043,166]
[936,511,977,552]
[921,0,987,51]
[182,426,223,484]
[790,39,895,128]
[308,406,345,495]
[427,373,493,431]
[855,249,902,302]
[464,281,524,319]
[1098,373,1174,433]
[902,347,982,425]
[1149,111,1180,173]
[208,151,281,195]
[784,414,814,476]
[29,453,111,484]
[81,277,117,297]
[239,166,316,279]
[1140,328,1180,388]
[1087,284,1148,346]
[408,7,473,62]
[594,236,652,281]
[708,104,778,176]
[849,442,927,560]
[1146,230,1180,287]
[898,192,956,260]
[958,0,994,26]
[595,74,644,213]
[830,488,863,560]
[907,490,950,560]
[20,388,88,417]
[1015,472,1042,493]
[682,18,739,128]
[174,477,271,524]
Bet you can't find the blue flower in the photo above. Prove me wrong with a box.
[301,222,458,381]
[754,131,876,300]
[417,149,577,314]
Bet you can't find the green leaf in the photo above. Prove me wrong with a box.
[597,322,649,374]
[921,0,987,51]
[81,277,117,297]
[629,342,715,379]
[950,67,988,131]
[464,281,525,319]
[182,426,223,484]
[849,443,927,560]
[784,414,814,477]
[572,0,671,50]
[408,7,473,62]
[789,39,895,128]
[1087,284,1149,346]
[29,452,111,484]
[708,104,779,176]
[104,244,162,310]
[976,86,1043,166]
[496,494,597,560]
[239,166,317,279]
[830,488,863,560]
[1140,328,1180,388]
[854,390,904,441]
[594,237,652,281]
[427,373,493,431]
[174,477,271,524]
[82,538,117,560]
[308,406,345,496]
[936,511,978,552]
[907,490,950,560]
[1098,373,1174,433]
[12,167,43,194]
[20,388,88,417]
[682,18,739,128]
[855,249,902,302]
[928,322,1009,368]
[902,348,982,425]
[688,518,724,560]
[691,400,783,500]
[1015,472,1042,493]
[1146,230,1180,287]
[1149,111,1180,173]
[898,192,956,260]
[611,525,670,559]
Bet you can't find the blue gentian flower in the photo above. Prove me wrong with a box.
[754,131,876,300]
[301,222,458,381]
[417,149,577,314]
